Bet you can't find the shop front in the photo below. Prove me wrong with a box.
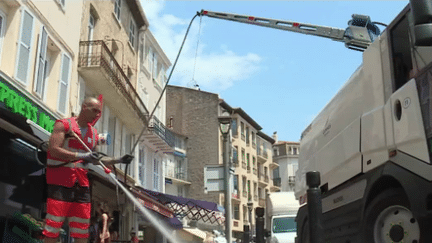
[0,72,57,242]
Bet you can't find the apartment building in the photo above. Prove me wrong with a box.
[166,85,277,242]
[0,0,177,242]
[0,0,82,223]
[272,132,300,192]
[224,102,277,240]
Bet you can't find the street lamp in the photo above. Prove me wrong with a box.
[218,111,232,243]
[247,200,254,240]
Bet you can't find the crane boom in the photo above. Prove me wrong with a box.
[199,10,382,51]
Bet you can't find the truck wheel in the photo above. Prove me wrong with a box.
[299,219,310,243]
[361,188,420,242]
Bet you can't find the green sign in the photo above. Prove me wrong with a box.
[0,76,56,133]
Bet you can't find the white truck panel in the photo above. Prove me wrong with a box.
[361,106,389,172]
[391,79,430,163]
[295,38,390,198]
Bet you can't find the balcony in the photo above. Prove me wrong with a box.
[242,190,247,198]
[253,167,257,175]
[78,41,148,131]
[164,165,190,185]
[265,175,269,183]
[271,178,281,192]
[247,166,251,173]
[257,148,267,163]
[242,162,247,169]
[142,116,175,153]
[254,194,258,201]
[232,192,241,202]
[258,173,268,187]
[269,160,279,170]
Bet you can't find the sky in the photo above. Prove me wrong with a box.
[140,0,409,142]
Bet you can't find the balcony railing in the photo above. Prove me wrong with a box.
[243,190,247,198]
[265,175,269,183]
[149,116,175,148]
[254,194,258,201]
[273,177,281,187]
[165,165,188,181]
[247,166,251,173]
[263,150,268,158]
[242,162,247,169]
[78,40,148,122]
[253,168,257,175]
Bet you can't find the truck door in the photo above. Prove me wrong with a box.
[388,8,430,163]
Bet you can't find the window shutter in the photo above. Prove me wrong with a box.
[58,54,71,113]
[34,27,48,97]
[16,10,34,84]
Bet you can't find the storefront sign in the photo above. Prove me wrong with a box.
[0,77,56,133]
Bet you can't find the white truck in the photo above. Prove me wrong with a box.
[201,1,432,242]
[265,192,299,243]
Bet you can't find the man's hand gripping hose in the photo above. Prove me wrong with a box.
[68,131,112,174]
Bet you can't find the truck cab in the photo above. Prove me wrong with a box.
[266,192,299,243]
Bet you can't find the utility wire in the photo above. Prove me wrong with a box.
[130,12,201,154]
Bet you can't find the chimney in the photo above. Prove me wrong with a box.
[273,131,278,143]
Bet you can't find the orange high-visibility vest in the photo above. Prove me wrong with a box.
[46,117,99,187]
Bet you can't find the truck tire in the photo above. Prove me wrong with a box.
[360,188,420,243]
[299,219,310,243]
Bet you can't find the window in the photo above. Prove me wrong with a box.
[273,148,279,156]
[152,53,158,80]
[246,127,249,145]
[139,43,144,63]
[293,147,298,155]
[0,10,6,64]
[241,122,245,140]
[232,146,238,164]
[114,0,121,20]
[231,119,238,136]
[233,175,239,192]
[153,159,159,191]
[233,205,240,220]
[129,18,136,48]
[15,9,34,84]
[147,47,153,74]
[57,54,71,114]
[34,27,48,98]
[241,149,245,163]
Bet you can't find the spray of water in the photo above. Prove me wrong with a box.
[109,173,184,243]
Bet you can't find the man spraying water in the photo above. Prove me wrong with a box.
[42,97,133,243]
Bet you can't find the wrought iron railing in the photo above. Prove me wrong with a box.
[78,41,149,122]
[149,116,175,148]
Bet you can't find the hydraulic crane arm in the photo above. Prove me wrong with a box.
[199,10,382,51]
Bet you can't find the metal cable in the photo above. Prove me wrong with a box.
[130,12,201,154]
